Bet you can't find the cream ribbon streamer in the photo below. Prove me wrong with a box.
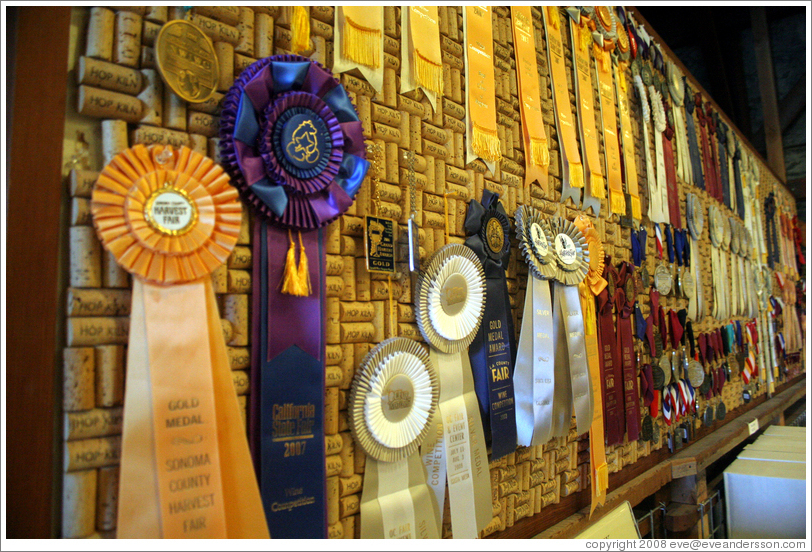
[635,75,657,223]
[401,6,441,113]
[649,84,669,225]
[333,7,384,92]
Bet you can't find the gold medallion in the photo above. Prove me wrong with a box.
[486,217,505,254]
[155,20,219,103]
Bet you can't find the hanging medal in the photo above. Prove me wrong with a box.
[220,55,369,538]
[90,145,268,538]
[349,337,441,539]
[415,244,492,539]
[653,223,673,296]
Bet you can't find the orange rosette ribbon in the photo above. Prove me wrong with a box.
[91,145,269,539]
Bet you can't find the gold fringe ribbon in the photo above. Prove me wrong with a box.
[281,229,312,297]
[291,6,311,54]
[568,161,585,189]
[342,16,381,69]
[529,138,550,168]
[413,49,444,96]
[472,124,503,163]
[590,172,606,200]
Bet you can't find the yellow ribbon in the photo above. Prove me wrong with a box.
[465,6,502,163]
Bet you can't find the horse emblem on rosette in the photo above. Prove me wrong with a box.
[286,119,320,165]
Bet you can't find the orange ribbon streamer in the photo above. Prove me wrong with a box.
[594,46,626,216]
[511,6,549,191]
[616,62,642,222]
[464,6,502,163]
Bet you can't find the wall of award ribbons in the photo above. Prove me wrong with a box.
[58,5,804,539]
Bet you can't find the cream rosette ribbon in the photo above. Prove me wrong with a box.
[549,217,594,438]
[90,144,268,538]
[349,337,441,539]
[415,244,492,539]
[513,206,558,447]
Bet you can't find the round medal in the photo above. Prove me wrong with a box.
[641,264,651,290]
[652,363,665,390]
[715,401,726,421]
[682,270,695,299]
[659,355,672,386]
[155,20,219,103]
[625,275,637,301]
[703,405,714,427]
[481,211,509,260]
[654,263,673,295]
[688,360,705,388]
[641,415,654,442]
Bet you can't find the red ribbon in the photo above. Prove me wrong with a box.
[616,263,640,442]
[598,261,625,446]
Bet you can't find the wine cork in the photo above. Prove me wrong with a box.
[188,13,240,45]
[232,370,249,395]
[326,276,345,299]
[189,133,207,157]
[65,407,123,442]
[339,494,360,519]
[67,317,129,347]
[340,215,364,236]
[339,474,363,498]
[326,365,344,388]
[69,170,99,198]
[235,7,255,56]
[67,288,130,318]
[326,475,340,527]
[101,119,128,168]
[94,345,125,408]
[86,7,114,61]
[325,433,344,457]
[248,14,273,60]
[64,347,95,412]
[140,46,155,69]
[223,294,248,346]
[340,255,355,301]
[210,263,227,293]
[71,197,91,226]
[78,85,143,122]
[64,436,121,472]
[212,42,235,93]
[325,387,339,435]
[112,11,141,67]
[327,522,344,539]
[131,124,190,149]
[339,322,375,343]
[324,254,343,276]
[225,246,251,271]
[226,269,251,294]
[371,104,402,127]
[221,317,234,346]
[372,122,401,144]
[70,226,102,288]
[143,6,166,23]
[62,469,97,538]
[339,301,375,322]
[310,18,332,40]
[95,465,119,532]
[339,432,354,478]
[326,454,342,478]
[353,443,366,475]
[186,111,219,138]
[192,6,240,26]
[141,19,160,47]
[227,347,249,371]
[77,56,142,95]
[162,88,186,131]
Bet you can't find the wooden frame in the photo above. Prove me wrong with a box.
[6,6,72,538]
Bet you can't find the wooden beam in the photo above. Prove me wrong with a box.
[750,6,787,181]
[753,77,806,152]
[6,6,72,538]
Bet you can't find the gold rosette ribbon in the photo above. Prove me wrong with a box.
[91,144,268,539]
[572,214,608,516]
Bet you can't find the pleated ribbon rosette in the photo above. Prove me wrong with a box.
[90,144,269,538]
[415,244,493,539]
[349,337,441,539]
[219,54,368,539]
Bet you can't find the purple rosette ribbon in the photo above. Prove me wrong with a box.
[219,55,369,539]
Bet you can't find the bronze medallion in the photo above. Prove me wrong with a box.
[682,270,695,299]
[596,6,613,33]
[641,415,654,442]
[156,20,219,103]
[607,270,616,299]
[486,216,505,255]
[652,363,665,390]
[625,276,636,302]
[702,405,714,427]
[687,360,705,388]
[715,400,726,421]
[654,263,673,295]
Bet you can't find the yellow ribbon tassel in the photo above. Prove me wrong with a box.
[590,172,606,199]
[568,161,584,188]
[291,6,311,54]
[472,124,503,162]
[280,229,302,296]
[530,137,550,168]
[630,195,642,221]
[343,16,381,68]
[610,188,627,216]
[296,231,312,296]
[414,50,444,96]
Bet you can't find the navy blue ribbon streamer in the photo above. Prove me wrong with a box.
[683,78,705,190]
[716,116,731,210]
[733,143,745,219]
[631,229,647,268]
[464,190,517,460]
[665,224,675,264]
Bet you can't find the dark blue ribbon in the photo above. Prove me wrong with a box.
[683,78,705,190]
[464,190,517,460]
[665,224,675,264]
[733,143,745,219]
[717,116,731,210]
[631,229,647,268]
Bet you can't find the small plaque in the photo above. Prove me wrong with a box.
[703,405,714,427]
[364,215,396,274]
[652,363,665,390]
[641,415,654,442]
[155,20,219,103]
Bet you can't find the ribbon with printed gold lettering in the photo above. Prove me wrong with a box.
[91,144,268,539]
[570,15,605,212]
[543,6,584,207]
[464,6,502,167]
[511,6,549,192]
[402,6,443,110]
[615,61,641,222]
[593,44,625,218]
[572,214,608,516]
[334,6,384,91]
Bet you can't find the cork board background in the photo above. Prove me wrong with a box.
[58,6,803,539]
